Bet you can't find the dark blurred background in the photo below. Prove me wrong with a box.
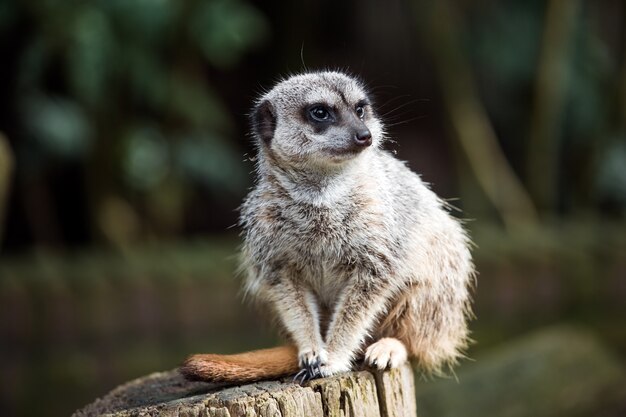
[1,0,625,416]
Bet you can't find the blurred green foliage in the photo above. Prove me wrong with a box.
[596,138,626,207]
[462,0,626,216]
[23,96,93,159]
[2,0,268,245]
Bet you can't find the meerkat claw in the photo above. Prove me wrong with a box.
[304,357,322,379]
[313,362,322,378]
[299,352,324,380]
[299,371,310,384]
[293,369,308,384]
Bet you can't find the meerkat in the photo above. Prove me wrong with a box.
[181,71,475,383]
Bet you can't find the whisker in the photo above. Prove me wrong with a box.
[379,98,429,118]
[300,43,308,72]
[383,116,428,128]
[377,94,413,110]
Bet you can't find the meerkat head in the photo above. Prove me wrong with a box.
[251,71,384,170]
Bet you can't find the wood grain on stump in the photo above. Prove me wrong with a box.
[74,363,417,417]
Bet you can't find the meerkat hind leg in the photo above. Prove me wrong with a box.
[364,337,408,370]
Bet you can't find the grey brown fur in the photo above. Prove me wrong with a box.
[240,71,475,379]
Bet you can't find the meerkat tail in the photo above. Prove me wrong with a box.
[180,345,300,383]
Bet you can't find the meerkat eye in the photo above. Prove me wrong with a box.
[355,105,365,120]
[309,105,332,122]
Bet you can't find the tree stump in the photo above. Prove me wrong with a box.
[73,363,417,417]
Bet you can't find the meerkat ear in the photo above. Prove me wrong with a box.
[251,100,277,144]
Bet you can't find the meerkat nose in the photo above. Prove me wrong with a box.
[354,128,372,147]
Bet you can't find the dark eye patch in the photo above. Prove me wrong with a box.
[310,106,331,122]
[300,103,337,134]
[355,99,370,120]
[304,103,337,124]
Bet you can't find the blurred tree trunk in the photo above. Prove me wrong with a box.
[619,15,626,130]
[414,0,538,230]
[527,0,581,214]
[21,175,63,249]
[0,133,14,248]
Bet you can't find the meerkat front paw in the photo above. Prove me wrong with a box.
[298,348,328,369]
[365,337,408,370]
[318,360,352,378]
[294,348,328,382]
[317,350,352,378]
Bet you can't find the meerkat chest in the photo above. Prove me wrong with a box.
[281,202,362,258]
[283,199,390,286]
[248,185,394,297]
[245,196,357,259]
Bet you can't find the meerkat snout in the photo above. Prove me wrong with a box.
[354,128,372,147]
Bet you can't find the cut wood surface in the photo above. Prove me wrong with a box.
[74,362,417,417]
